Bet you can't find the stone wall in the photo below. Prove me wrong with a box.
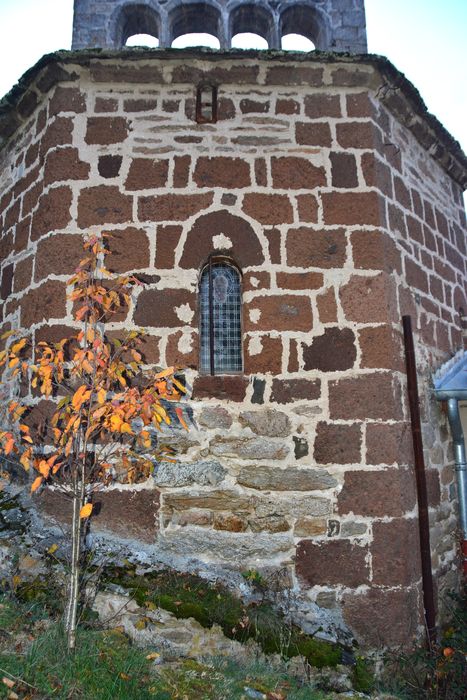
[0,51,466,648]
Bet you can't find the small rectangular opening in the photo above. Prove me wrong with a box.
[196,84,218,124]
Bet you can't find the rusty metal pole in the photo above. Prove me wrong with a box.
[402,315,437,644]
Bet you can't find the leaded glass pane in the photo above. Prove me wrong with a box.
[200,262,242,373]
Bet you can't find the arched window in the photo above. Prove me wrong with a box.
[199,258,242,375]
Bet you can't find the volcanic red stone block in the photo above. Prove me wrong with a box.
[296,194,319,222]
[303,327,357,371]
[336,121,375,149]
[322,191,383,226]
[44,147,90,185]
[304,93,341,118]
[85,117,129,145]
[35,234,84,281]
[31,186,72,241]
[329,373,403,421]
[242,272,270,293]
[105,227,150,272]
[245,294,313,332]
[124,98,157,112]
[139,193,213,221]
[21,280,67,327]
[314,422,362,464]
[78,186,132,228]
[14,165,42,198]
[286,227,347,269]
[345,92,375,118]
[242,193,293,225]
[13,256,33,293]
[264,228,281,264]
[125,158,169,190]
[388,203,407,237]
[342,587,422,647]
[275,98,299,115]
[394,176,412,209]
[95,97,118,112]
[295,122,332,147]
[350,229,402,274]
[271,157,326,190]
[180,210,264,269]
[49,86,86,115]
[265,66,323,86]
[172,64,259,85]
[0,264,13,300]
[296,540,369,587]
[316,287,338,323]
[25,141,40,168]
[90,62,164,83]
[98,154,122,178]
[14,217,31,253]
[22,181,44,217]
[276,271,324,290]
[193,157,251,188]
[331,67,374,87]
[134,288,195,328]
[240,98,269,113]
[192,375,248,402]
[244,335,283,375]
[173,155,191,187]
[254,158,267,186]
[166,330,198,369]
[154,225,183,268]
[426,469,441,507]
[330,152,358,188]
[372,518,421,586]
[340,273,398,323]
[338,468,416,517]
[4,200,20,231]
[271,378,320,404]
[359,325,404,370]
[288,340,299,372]
[405,258,429,294]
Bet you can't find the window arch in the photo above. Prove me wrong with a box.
[199,258,243,375]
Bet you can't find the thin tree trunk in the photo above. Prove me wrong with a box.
[64,466,85,651]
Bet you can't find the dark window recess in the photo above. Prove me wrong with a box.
[200,258,242,375]
[196,84,218,123]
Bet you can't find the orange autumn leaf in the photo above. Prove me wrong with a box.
[38,460,50,478]
[97,388,107,405]
[31,476,43,493]
[80,503,93,519]
[120,422,132,434]
[4,437,15,455]
[175,407,188,431]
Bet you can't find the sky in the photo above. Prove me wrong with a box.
[0,0,465,153]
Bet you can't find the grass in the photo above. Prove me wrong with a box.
[0,594,329,700]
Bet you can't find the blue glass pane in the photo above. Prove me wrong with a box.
[200,263,242,373]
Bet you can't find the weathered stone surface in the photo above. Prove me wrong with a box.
[159,529,292,563]
[21,280,67,327]
[338,469,416,517]
[105,227,150,272]
[192,376,248,402]
[139,193,213,221]
[245,294,313,332]
[303,328,356,372]
[271,378,321,404]
[35,234,84,281]
[125,158,169,190]
[372,518,421,586]
[322,191,383,226]
[340,273,398,323]
[239,409,291,437]
[276,271,323,290]
[366,422,413,465]
[134,289,194,327]
[329,373,403,421]
[304,93,341,118]
[296,540,369,587]
[154,460,226,488]
[244,335,282,375]
[193,157,251,188]
[358,325,404,370]
[342,587,422,648]
[271,157,325,189]
[198,406,232,429]
[254,495,331,519]
[286,227,347,269]
[237,465,336,491]
[31,186,72,241]
[340,521,368,537]
[294,518,327,537]
[316,288,338,323]
[242,193,293,225]
[78,186,132,228]
[163,491,251,512]
[213,513,248,532]
[314,422,362,464]
[295,122,332,147]
[98,154,122,178]
[330,152,358,188]
[249,515,290,533]
[210,437,288,461]
[351,229,401,273]
[85,117,129,144]
[44,147,90,185]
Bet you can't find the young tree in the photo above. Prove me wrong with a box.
[0,234,187,650]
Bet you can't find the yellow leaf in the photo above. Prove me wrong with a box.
[110,414,123,432]
[11,338,27,354]
[80,503,93,519]
[48,543,58,554]
[154,367,174,380]
[8,357,19,369]
[120,422,132,434]
[71,384,90,411]
[31,476,43,493]
[119,673,130,681]
[1,330,16,340]
[2,677,15,689]
[12,575,21,588]
[97,388,107,405]
[38,460,50,478]
[146,652,160,660]
[8,690,19,700]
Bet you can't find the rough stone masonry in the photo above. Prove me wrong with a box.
[0,46,466,649]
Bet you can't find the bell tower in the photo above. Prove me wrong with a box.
[72,0,368,53]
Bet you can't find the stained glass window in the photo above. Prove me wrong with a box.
[199,260,242,374]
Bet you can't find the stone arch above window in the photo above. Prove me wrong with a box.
[179,210,265,270]
[168,1,223,45]
[279,2,330,50]
[112,2,161,47]
[199,257,243,374]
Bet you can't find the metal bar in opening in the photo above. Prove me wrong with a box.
[208,254,215,376]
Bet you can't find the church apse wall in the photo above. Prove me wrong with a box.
[0,49,466,648]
